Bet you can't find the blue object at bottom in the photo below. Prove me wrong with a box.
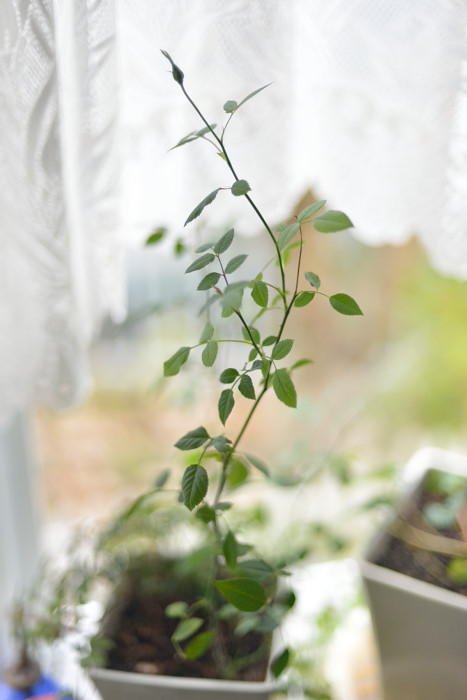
[0,675,73,700]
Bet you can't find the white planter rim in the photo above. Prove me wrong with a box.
[89,666,278,693]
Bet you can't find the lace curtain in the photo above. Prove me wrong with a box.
[1,0,467,425]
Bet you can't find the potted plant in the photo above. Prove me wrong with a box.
[18,51,362,700]
[360,447,467,700]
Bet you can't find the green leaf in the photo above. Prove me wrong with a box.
[227,459,249,488]
[297,200,326,223]
[291,358,313,370]
[184,189,220,226]
[220,368,239,384]
[223,531,238,569]
[199,295,220,315]
[195,241,215,253]
[447,558,467,585]
[182,464,208,510]
[271,648,290,679]
[211,435,232,453]
[294,291,315,307]
[251,280,268,308]
[244,453,270,477]
[225,254,248,273]
[195,505,216,523]
[175,426,210,451]
[185,253,216,273]
[249,348,258,361]
[213,228,234,254]
[222,284,244,312]
[184,631,215,660]
[218,389,235,425]
[262,335,277,347]
[174,239,185,256]
[313,210,353,233]
[165,601,188,618]
[155,469,170,488]
[235,560,275,581]
[277,223,299,251]
[196,124,217,137]
[172,617,203,642]
[329,293,363,316]
[164,347,190,376]
[231,180,251,196]
[214,578,267,612]
[237,83,272,109]
[238,374,256,400]
[272,339,293,360]
[305,271,321,289]
[197,272,220,291]
[273,369,297,408]
[145,227,167,245]
[224,100,238,113]
[275,221,287,233]
[199,322,214,344]
[202,340,218,367]
[242,326,260,345]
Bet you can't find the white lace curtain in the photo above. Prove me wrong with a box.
[1,0,467,425]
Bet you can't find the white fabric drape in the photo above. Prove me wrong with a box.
[1,0,467,425]
[0,0,122,427]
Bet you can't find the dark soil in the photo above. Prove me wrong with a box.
[374,472,467,596]
[102,556,270,682]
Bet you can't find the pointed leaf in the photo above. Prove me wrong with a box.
[197,272,220,291]
[185,253,215,273]
[211,435,232,453]
[272,339,293,360]
[184,631,215,660]
[202,340,218,367]
[182,464,208,510]
[238,374,256,400]
[199,322,214,344]
[297,200,326,223]
[277,223,299,251]
[291,358,313,370]
[227,459,249,488]
[172,617,203,642]
[225,254,248,274]
[294,291,315,307]
[214,578,267,612]
[273,369,297,408]
[164,347,190,376]
[231,180,251,197]
[223,531,238,569]
[244,453,270,477]
[195,241,215,253]
[175,426,210,451]
[218,389,235,425]
[304,271,321,289]
[262,335,277,347]
[329,293,363,316]
[155,469,170,488]
[196,505,216,523]
[313,210,353,233]
[224,100,238,113]
[184,189,220,226]
[220,368,239,384]
[237,83,272,109]
[271,648,290,679]
[251,280,268,308]
[242,326,260,345]
[145,227,167,245]
[275,221,287,233]
[213,228,234,254]
[235,560,275,581]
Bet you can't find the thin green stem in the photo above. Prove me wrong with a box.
[180,83,286,300]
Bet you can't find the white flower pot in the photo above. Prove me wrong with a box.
[360,448,467,700]
[89,667,276,700]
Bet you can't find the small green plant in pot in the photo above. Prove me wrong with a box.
[61,52,363,700]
